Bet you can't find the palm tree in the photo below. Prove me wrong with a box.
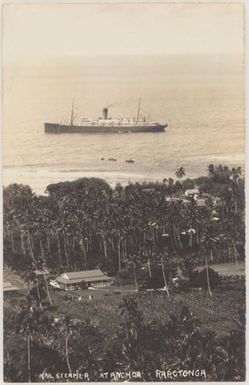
[175,167,185,180]
[21,266,44,310]
[124,254,140,291]
[14,295,53,382]
[222,213,242,265]
[205,254,212,297]
[208,164,215,177]
[200,229,218,297]
[53,316,78,374]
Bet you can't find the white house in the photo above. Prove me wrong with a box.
[56,269,114,291]
[184,188,200,199]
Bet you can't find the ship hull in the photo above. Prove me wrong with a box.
[44,122,167,134]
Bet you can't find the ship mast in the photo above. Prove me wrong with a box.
[136,98,141,124]
[70,99,75,126]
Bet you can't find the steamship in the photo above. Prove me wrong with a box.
[44,100,167,134]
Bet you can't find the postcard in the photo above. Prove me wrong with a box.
[2,1,246,383]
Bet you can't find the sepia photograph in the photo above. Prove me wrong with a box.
[2,1,246,382]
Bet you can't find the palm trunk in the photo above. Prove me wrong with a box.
[103,236,107,257]
[196,225,200,245]
[27,331,31,382]
[47,234,51,254]
[231,239,239,265]
[205,256,212,297]
[189,233,193,247]
[124,237,127,259]
[65,337,72,374]
[210,248,214,263]
[63,231,69,267]
[20,233,25,256]
[27,231,35,262]
[36,279,43,310]
[39,235,45,258]
[121,238,125,262]
[147,258,152,278]
[28,231,35,256]
[133,262,138,292]
[80,238,87,262]
[66,233,69,251]
[111,237,115,252]
[56,232,63,268]
[130,235,134,252]
[39,236,53,305]
[172,225,178,248]
[117,237,121,272]
[30,233,34,251]
[176,224,183,248]
[234,200,238,213]
[89,234,92,251]
[43,273,53,305]
[143,232,146,246]
[161,257,169,296]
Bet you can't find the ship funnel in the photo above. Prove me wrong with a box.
[102,108,108,120]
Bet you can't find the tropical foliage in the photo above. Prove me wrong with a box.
[3,164,245,382]
[4,293,245,382]
[3,165,245,281]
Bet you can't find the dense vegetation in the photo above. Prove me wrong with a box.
[4,290,245,382]
[3,164,245,382]
[3,164,245,279]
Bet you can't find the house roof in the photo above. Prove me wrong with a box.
[57,269,113,285]
[185,188,199,195]
[165,196,191,204]
[61,269,105,280]
[56,275,113,285]
[3,281,21,292]
[82,276,113,283]
[3,267,26,290]
[56,277,84,285]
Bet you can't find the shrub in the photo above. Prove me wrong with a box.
[190,267,221,289]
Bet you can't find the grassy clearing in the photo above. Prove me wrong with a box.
[4,279,244,339]
[44,281,245,338]
[3,280,245,382]
[195,262,245,277]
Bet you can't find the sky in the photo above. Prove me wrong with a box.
[3,3,244,66]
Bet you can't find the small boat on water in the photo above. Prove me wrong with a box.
[125,159,135,163]
[108,157,117,162]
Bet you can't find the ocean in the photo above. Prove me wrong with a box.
[3,54,244,195]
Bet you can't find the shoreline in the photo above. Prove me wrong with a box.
[3,169,172,195]
[3,158,244,196]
